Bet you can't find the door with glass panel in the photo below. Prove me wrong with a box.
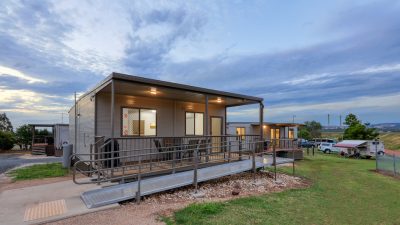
[211,117,222,158]
[270,128,280,148]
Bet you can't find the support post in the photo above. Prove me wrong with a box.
[205,95,209,162]
[110,80,115,176]
[74,92,77,154]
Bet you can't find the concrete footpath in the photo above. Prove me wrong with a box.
[0,179,119,225]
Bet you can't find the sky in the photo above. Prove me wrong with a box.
[0,0,400,128]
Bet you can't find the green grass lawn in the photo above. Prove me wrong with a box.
[8,163,69,181]
[166,153,400,225]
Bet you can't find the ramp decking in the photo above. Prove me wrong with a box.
[81,156,293,208]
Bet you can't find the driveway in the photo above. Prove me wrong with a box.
[0,153,62,174]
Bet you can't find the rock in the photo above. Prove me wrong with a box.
[192,191,206,198]
[274,179,284,185]
[231,188,240,195]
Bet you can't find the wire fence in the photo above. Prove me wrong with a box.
[376,153,399,177]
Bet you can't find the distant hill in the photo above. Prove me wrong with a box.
[322,123,400,132]
[370,123,400,132]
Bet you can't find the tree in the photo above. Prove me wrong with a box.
[298,129,311,140]
[299,121,322,140]
[0,131,16,150]
[344,113,360,127]
[0,113,13,132]
[343,114,379,140]
[16,124,32,150]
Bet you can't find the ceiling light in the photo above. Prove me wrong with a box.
[150,87,157,95]
[217,97,222,103]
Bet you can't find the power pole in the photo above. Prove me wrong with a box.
[328,114,330,127]
[292,115,296,123]
[339,115,342,127]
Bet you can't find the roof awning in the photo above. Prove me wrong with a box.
[334,140,367,148]
[82,73,262,107]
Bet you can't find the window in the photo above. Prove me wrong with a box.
[288,129,294,139]
[122,108,157,136]
[270,128,280,139]
[185,112,203,135]
[236,127,245,136]
[236,127,246,140]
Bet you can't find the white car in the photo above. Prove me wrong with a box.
[319,143,340,154]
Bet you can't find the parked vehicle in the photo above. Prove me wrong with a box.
[298,139,314,148]
[334,140,385,158]
[313,138,335,147]
[318,143,340,154]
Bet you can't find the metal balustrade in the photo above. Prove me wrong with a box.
[71,135,299,185]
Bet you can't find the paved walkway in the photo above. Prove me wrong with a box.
[0,153,62,174]
[0,179,118,225]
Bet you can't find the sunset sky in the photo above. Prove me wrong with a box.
[1,0,399,127]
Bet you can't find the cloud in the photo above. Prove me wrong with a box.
[1,0,400,126]
[0,66,46,83]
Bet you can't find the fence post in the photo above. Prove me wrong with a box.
[312,145,315,156]
[393,154,396,176]
[307,146,309,156]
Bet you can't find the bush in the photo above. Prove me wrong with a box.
[0,131,16,150]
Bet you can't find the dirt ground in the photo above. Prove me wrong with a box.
[46,171,310,225]
[0,174,75,193]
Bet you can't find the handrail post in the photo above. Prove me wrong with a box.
[193,140,199,192]
[228,141,231,163]
[172,146,176,174]
[273,140,277,181]
[136,155,141,204]
[252,140,256,181]
[239,139,242,161]
[292,140,295,175]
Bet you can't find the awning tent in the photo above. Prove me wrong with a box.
[334,140,367,148]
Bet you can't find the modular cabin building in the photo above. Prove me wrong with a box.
[69,73,266,183]
[227,122,300,140]
[30,123,69,156]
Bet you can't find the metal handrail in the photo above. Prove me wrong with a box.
[71,135,298,185]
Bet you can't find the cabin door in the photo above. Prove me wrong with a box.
[210,117,223,155]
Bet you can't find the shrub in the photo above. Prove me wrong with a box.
[0,131,16,150]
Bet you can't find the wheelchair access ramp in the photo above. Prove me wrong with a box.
[81,156,293,208]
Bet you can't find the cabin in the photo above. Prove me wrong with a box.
[69,73,265,183]
[30,124,69,156]
[227,122,303,159]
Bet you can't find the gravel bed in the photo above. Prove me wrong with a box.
[47,171,309,225]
